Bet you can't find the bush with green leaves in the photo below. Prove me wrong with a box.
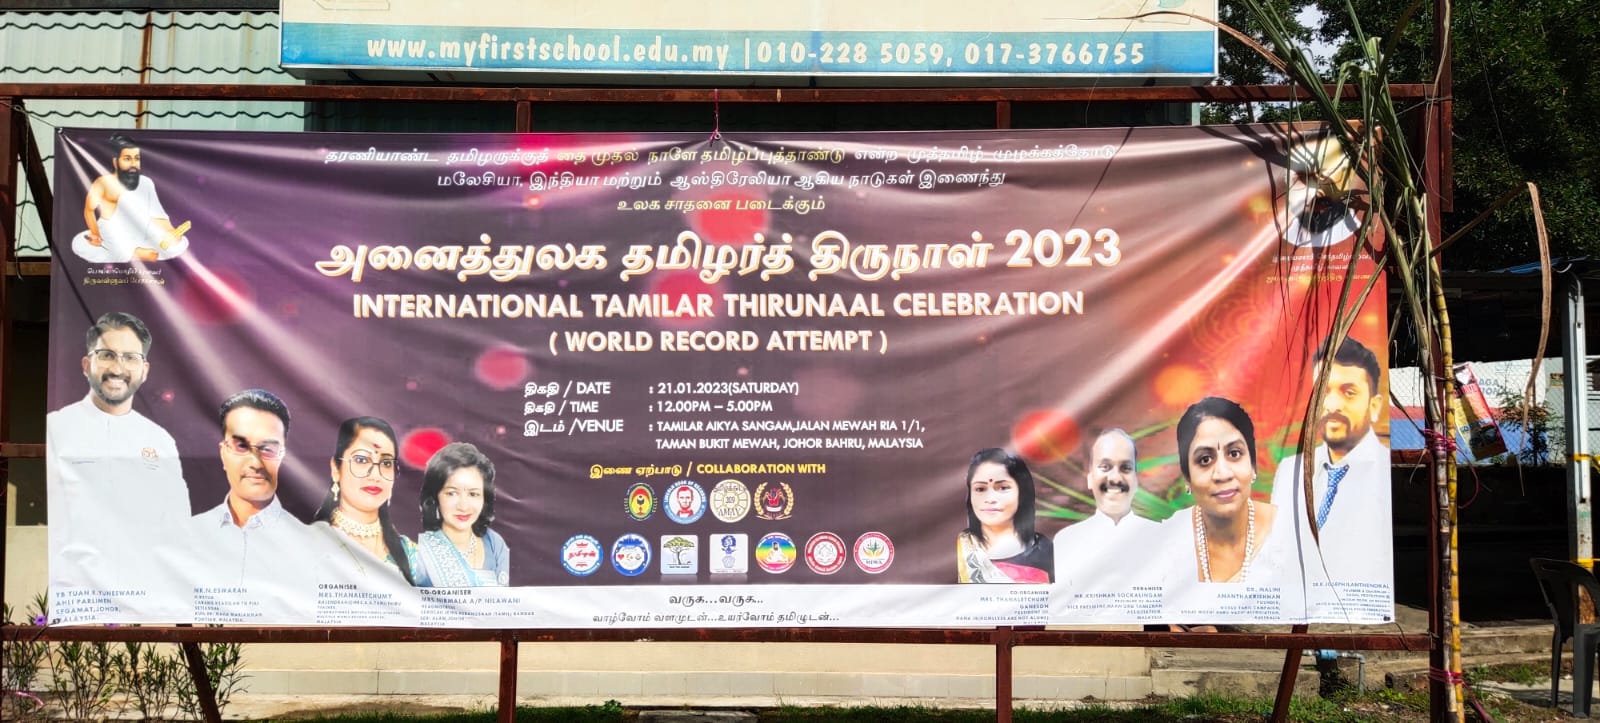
[1,595,51,721]
[2,594,249,721]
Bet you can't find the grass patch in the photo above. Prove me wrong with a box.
[1147,693,1379,723]
[1464,662,1547,687]
[265,690,1500,723]
[283,701,626,723]
[761,706,992,721]
[280,714,489,723]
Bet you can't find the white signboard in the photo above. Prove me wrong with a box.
[280,0,1218,80]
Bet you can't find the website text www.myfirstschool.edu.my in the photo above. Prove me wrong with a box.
[362,30,1153,73]
[368,32,738,71]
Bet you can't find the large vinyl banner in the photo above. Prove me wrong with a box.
[47,125,1392,628]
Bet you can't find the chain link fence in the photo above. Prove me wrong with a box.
[1391,357,1566,464]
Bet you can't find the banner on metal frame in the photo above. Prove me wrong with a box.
[47,124,1392,628]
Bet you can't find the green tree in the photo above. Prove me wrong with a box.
[1202,0,1315,124]
[1308,0,1599,269]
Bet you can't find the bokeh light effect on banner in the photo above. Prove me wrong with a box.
[46,125,1392,627]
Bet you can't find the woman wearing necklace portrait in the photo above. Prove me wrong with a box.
[312,416,420,585]
[956,448,1053,584]
[414,442,510,587]
[1160,397,1295,588]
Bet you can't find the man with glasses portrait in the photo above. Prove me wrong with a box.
[46,311,191,616]
[197,389,293,530]
[188,388,322,622]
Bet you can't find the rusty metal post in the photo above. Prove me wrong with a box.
[1434,0,1454,213]
[137,12,154,127]
[0,98,18,617]
[179,639,224,723]
[498,630,518,723]
[515,100,532,132]
[1269,624,1309,722]
[995,626,1013,723]
[18,112,50,247]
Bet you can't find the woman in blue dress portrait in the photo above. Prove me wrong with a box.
[415,441,510,587]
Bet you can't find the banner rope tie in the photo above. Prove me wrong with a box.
[1427,667,1465,685]
[1421,429,1458,455]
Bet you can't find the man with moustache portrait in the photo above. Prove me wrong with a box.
[188,389,321,622]
[46,311,190,598]
[73,133,191,263]
[1271,336,1392,610]
[1053,428,1159,593]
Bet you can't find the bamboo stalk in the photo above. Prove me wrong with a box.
[1429,247,1465,722]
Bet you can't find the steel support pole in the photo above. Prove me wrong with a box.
[1565,276,1592,566]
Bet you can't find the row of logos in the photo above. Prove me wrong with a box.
[561,531,895,577]
[627,479,793,523]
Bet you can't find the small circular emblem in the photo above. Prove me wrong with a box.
[561,534,603,577]
[853,531,895,574]
[664,480,707,524]
[752,481,794,521]
[625,482,656,522]
[804,532,847,575]
[755,533,797,574]
[611,533,652,577]
[709,479,751,523]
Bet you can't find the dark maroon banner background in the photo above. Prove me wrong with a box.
[49,126,1386,589]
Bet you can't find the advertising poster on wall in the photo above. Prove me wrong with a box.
[47,124,1391,628]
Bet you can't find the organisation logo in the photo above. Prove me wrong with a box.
[561,534,603,577]
[755,533,797,574]
[659,534,699,575]
[625,482,656,521]
[853,532,895,574]
[804,532,847,575]
[1284,137,1362,249]
[709,479,751,523]
[611,533,652,577]
[1286,193,1360,249]
[664,480,707,524]
[752,481,794,521]
[708,533,748,574]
